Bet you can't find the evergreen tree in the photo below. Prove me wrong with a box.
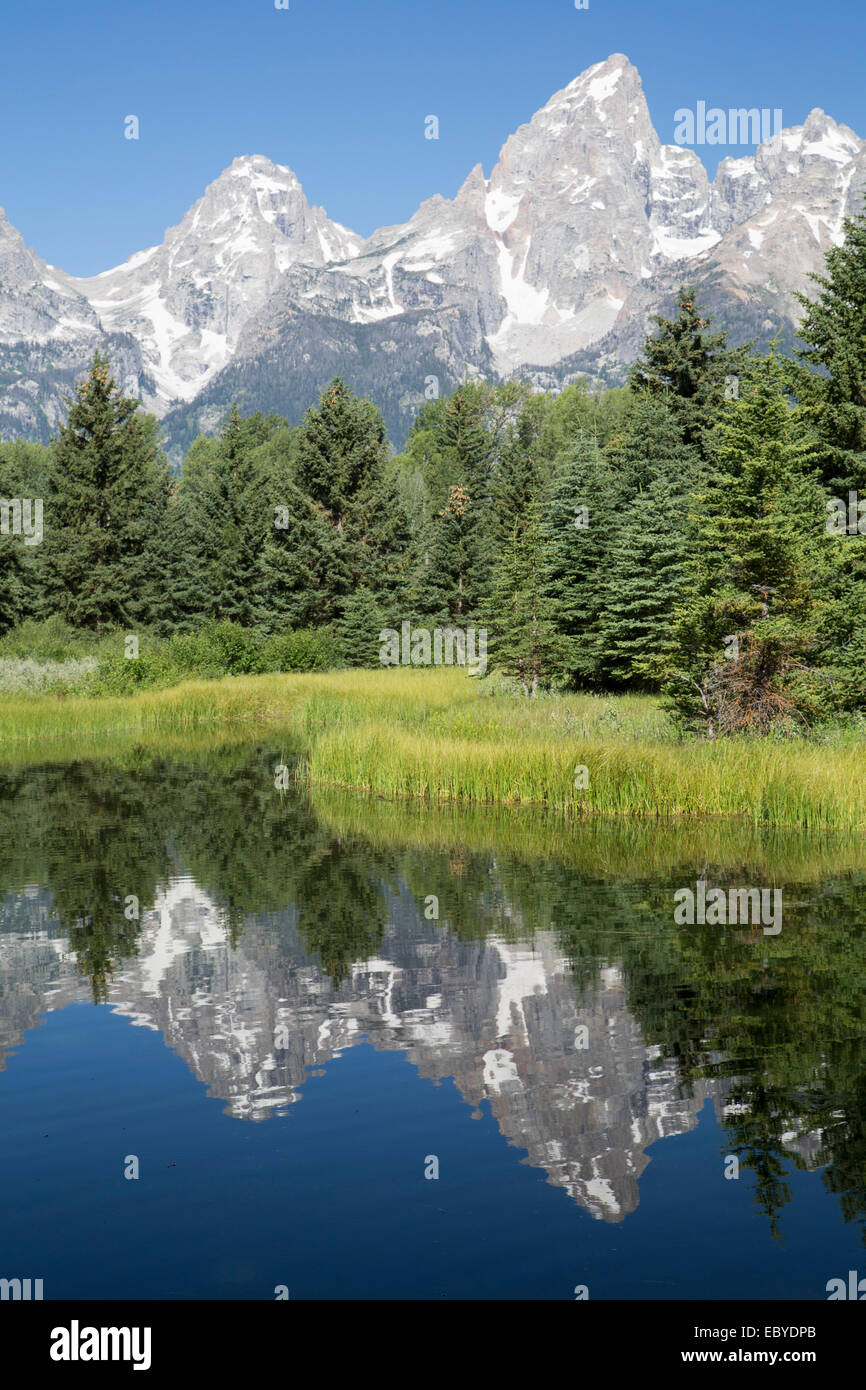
[44,354,171,631]
[540,434,623,688]
[294,378,390,527]
[661,351,832,734]
[486,501,567,694]
[258,380,408,631]
[415,386,495,621]
[404,382,495,506]
[629,286,747,455]
[161,406,290,631]
[349,462,414,623]
[0,449,30,633]
[148,472,219,634]
[258,479,349,629]
[200,404,278,625]
[0,524,25,635]
[149,434,223,632]
[603,472,691,687]
[437,385,493,495]
[422,483,488,621]
[337,587,386,667]
[0,441,52,628]
[491,400,546,545]
[604,393,703,495]
[795,197,866,491]
[598,397,702,685]
[819,534,866,711]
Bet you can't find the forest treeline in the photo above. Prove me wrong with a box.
[4,203,866,733]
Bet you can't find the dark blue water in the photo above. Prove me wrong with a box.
[1,748,865,1299]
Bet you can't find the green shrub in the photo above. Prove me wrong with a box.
[1,616,344,696]
[84,650,182,696]
[262,628,343,672]
[199,622,267,675]
[0,616,109,662]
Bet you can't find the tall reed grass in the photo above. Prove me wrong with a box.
[2,666,865,829]
[307,724,866,828]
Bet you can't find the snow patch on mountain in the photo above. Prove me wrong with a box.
[1,55,866,441]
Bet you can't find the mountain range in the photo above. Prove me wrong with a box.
[1,51,864,455]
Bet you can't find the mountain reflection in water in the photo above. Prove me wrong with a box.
[1,746,865,1296]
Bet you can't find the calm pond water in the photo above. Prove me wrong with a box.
[1,744,865,1300]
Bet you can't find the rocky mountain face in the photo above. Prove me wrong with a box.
[0,876,822,1224]
[0,209,146,439]
[1,53,864,450]
[56,156,363,415]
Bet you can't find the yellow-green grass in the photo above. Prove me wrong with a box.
[0,678,279,747]
[2,666,866,829]
[308,724,866,828]
[0,668,475,766]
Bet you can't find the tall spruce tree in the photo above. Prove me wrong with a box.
[148,477,208,633]
[604,393,703,494]
[0,525,25,635]
[259,479,351,630]
[796,197,866,491]
[540,434,623,689]
[149,433,224,633]
[0,441,51,629]
[491,400,546,545]
[350,462,413,625]
[602,472,691,687]
[422,483,488,621]
[1,449,30,634]
[411,383,494,508]
[337,587,387,666]
[294,378,390,527]
[600,397,702,685]
[819,532,866,711]
[486,501,567,694]
[438,385,492,480]
[661,351,831,734]
[629,286,747,456]
[44,354,171,631]
[197,405,280,625]
[259,380,407,632]
[416,386,494,621]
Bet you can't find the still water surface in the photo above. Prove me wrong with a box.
[1,746,865,1299]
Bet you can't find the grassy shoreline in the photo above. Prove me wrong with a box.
[2,667,865,829]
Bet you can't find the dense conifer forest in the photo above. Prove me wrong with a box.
[4,204,866,739]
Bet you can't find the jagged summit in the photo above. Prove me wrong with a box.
[44,150,364,407]
[0,53,864,445]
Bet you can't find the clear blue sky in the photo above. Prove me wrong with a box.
[0,0,861,276]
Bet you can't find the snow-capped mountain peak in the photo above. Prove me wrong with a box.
[0,54,864,447]
[45,153,364,409]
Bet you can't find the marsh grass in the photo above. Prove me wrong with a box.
[2,666,865,829]
[307,725,866,828]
